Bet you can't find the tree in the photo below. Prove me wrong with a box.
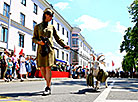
[120,0,138,76]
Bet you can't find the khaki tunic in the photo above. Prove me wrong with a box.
[32,23,66,67]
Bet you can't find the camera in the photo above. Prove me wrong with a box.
[40,36,49,43]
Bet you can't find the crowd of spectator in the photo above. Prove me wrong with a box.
[69,65,88,79]
[2,49,138,82]
[0,49,36,82]
[0,49,93,82]
[52,63,89,79]
[107,70,137,78]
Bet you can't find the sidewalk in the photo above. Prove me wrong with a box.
[0,77,72,83]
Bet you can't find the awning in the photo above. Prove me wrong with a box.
[56,59,66,63]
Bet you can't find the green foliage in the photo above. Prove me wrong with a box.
[120,0,138,72]
[122,52,134,72]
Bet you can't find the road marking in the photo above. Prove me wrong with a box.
[0,96,32,102]
[111,89,129,92]
[94,80,138,102]
[93,80,115,102]
[106,100,138,102]
[0,96,11,99]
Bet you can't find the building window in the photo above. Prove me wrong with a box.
[1,27,8,43]
[67,31,68,38]
[72,50,78,62]
[62,51,64,60]
[33,21,37,29]
[72,34,78,37]
[80,42,82,47]
[19,34,24,48]
[32,42,36,51]
[51,19,53,25]
[80,59,82,65]
[57,49,59,58]
[62,27,64,35]
[32,21,37,51]
[57,23,60,31]
[3,3,10,18]
[21,0,26,6]
[33,3,37,14]
[66,54,68,61]
[72,38,78,47]
[20,13,25,26]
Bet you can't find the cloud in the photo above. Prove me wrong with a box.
[112,21,127,34]
[75,15,109,31]
[54,2,69,10]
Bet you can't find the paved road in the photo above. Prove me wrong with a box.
[0,78,138,102]
[94,78,138,102]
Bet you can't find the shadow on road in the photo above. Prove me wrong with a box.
[0,91,43,97]
[0,89,100,97]
[70,88,100,94]
[52,80,87,86]
[110,78,138,92]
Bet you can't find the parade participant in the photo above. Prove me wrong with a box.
[32,8,70,95]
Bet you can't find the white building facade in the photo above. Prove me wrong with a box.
[0,0,72,64]
[71,27,94,69]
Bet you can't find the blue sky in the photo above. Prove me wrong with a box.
[47,0,134,70]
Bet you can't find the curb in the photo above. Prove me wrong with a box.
[0,77,72,83]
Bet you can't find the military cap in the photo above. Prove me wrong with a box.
[43,8,54,17]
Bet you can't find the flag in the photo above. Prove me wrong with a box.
[19,49,23,55]
[14,45,16,54]
[112,60,115,66]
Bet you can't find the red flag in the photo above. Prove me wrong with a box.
[19,49,23,55]
[14,45,16,54]
[112,60,115,66]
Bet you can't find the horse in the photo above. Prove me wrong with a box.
[87,54,108,90]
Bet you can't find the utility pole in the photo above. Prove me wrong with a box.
[7,0,12,49]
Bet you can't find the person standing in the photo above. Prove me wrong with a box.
[30,57,36,78]
[2,49,10,81]
[32,8,70,95]
[6,58,13,82]
[19,53,27,81]
[25,56,32,79]
[12,54,18,79]
[1,55,7,81]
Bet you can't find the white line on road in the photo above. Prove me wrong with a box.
[93,80,115,102]
[94,80,138,102]
[106,100,138,102]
